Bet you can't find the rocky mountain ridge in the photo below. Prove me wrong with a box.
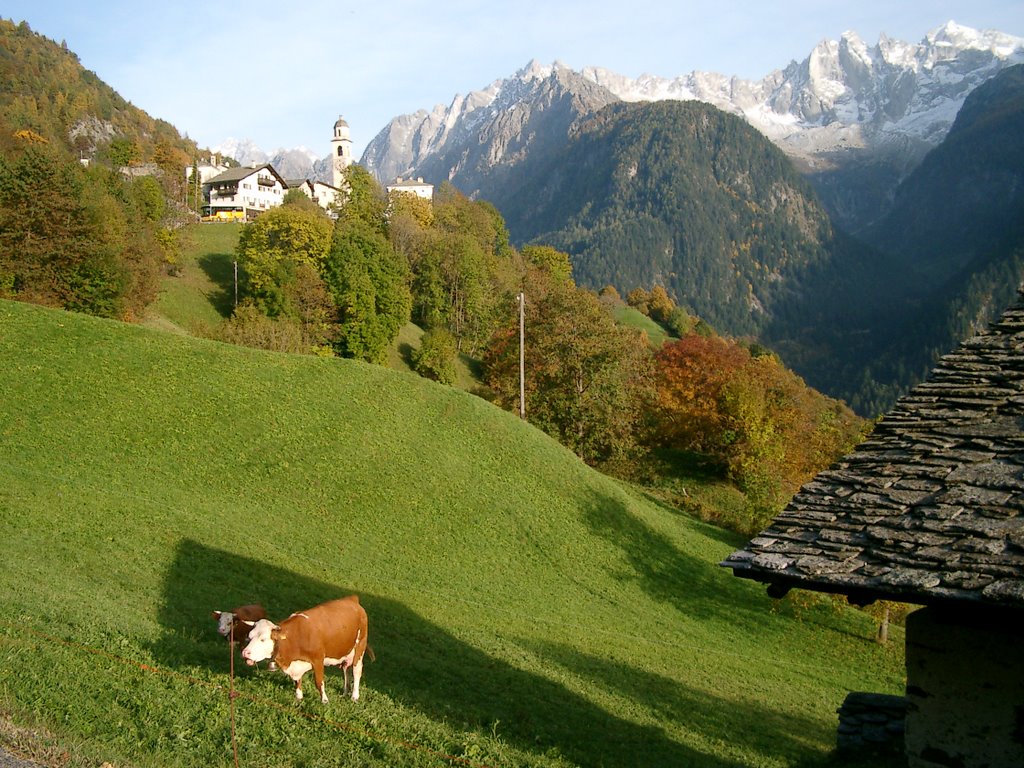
[581,22,1023,159]
[358,21,1023,231]
[213,22,1023,233]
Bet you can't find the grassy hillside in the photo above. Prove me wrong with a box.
[143,223,242,336]
[611,304,674,348]
[0,299,904,767]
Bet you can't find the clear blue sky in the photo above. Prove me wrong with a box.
[5,1,1023,160]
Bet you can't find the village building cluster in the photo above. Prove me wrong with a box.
[188,117,432,222]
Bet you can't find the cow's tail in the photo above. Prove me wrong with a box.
[365,644,376,662]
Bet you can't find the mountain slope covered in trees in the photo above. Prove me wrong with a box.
[501,99,877,346]
[0,19,209,320]
[488,85,1024,417]
[0,18,199,176]
[801,62,1024,413]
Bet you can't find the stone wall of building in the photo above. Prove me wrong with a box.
[837,692,907,755]
[905,606,1024,768]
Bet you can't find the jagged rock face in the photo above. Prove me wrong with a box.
[68,116,116,153]
[213,137,269,167]
[361,88,500,186]
[211,139,324,183]
[361,61,620,196]
[268,148,319,181]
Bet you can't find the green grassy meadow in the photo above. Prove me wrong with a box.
[611,305,674,348]
[0,296,905,768]
[143,223,242,336]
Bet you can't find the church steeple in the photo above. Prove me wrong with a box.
[331,116,352,188]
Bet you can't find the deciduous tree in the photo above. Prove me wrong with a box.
[235,201,334,320]
[326,170,411,362]
[413,327,457,385]
[485,276,654,465]
[0,143,160,318]
[652,334,750,457]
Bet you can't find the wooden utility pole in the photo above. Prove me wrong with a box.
[518,291,526,419]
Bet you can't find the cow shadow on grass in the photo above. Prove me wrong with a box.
[153,538,740,767]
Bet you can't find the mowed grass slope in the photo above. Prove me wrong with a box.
[0,299,904,767]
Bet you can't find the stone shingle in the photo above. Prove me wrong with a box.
[721,287,1024,610]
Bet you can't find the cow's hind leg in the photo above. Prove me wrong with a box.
[351,656,363,701]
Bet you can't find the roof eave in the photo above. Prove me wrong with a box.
[722,559,1024,613]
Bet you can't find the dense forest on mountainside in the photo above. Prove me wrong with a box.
[780,64,1024,415]
[0,19,199,177]
[492,98,897,414]
[484,86,1024,418]
[502,100,857,340]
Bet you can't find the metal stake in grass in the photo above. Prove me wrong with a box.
[229,622,240,768]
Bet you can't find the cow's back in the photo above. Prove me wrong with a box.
[234,604,266,622]
[281,596,366,659]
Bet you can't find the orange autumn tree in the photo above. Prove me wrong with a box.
[653,333,867,533]
[652,334,750,458]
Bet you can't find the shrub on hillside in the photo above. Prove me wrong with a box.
[217,304,307,354]
[412,328,457,385]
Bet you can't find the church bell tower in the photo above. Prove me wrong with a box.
[331,116,353,188]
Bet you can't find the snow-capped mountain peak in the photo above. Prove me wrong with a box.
[571,21,1024,159]
[211,137,268,167]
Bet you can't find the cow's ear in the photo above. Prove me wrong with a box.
[274,629,286,641]
[212,611,222,619]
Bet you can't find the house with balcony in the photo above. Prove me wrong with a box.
[202,164,287,222]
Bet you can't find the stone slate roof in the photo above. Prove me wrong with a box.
[721,289,1024,610]
[206,164,284,185]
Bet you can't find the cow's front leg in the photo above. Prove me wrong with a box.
[312,660,328,703]
[282,660,312,702]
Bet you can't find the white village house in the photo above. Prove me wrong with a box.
[202,163,287,222]
[193,116,432,221]
[386,176,434,201]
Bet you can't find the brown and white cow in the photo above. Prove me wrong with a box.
[241,595,371,703]
[212,604,267,642]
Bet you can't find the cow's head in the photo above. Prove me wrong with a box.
[212,610,236,637]
[241,618,281,666]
